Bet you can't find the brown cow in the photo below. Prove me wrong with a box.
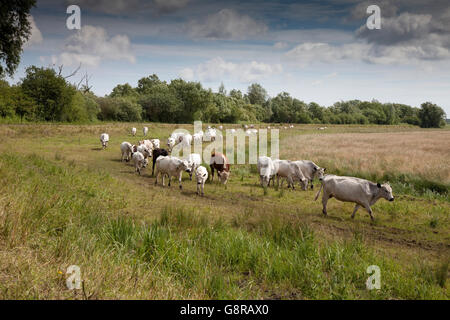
[210,151,230,184]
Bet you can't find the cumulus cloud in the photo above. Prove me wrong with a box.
[187,9,268,40]
[24,16,43,48]
[51,25,135,67]
[274,41,288,49]
[179,57,282,83]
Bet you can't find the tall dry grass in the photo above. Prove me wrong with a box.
[282,131,450,184]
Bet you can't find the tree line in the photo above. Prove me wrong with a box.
[0,66,447,128]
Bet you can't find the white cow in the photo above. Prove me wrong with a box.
[273,160,307,190]
[195,166,208,196]
[204,128,216,141]
[120,142,134,162]
[186,153,202,180]
[218,125,223,130]
[167,132,185,151]
[150,139,160,149]
[178,133,192,147]
[132,151,146,175]
[143,127,148,136]
[229,128,236,134]
[315,175,394,221]
[246,129,257,135]
[131,127,137,136]
[154,156,191,189]
[137,144,151,159]
[293,160,326,190]
[193,131,203,144]
[140,140,154,152]
[100,133,109,149]
[257,156,278,187]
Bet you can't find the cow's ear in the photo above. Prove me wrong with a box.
[377,183,381,188]
[323,168,326,171]
[313,167,317,172]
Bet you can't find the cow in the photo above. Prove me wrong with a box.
[152,148,169,176]
[210,152,230,184]
[120,142,134,162]
[257,156,278,187]
[292,160,326,190]
[100,133,109,149]
[143,127,148,136]
[204,128,216,142]
[132,151,146,175]
[154,156,191,189]
[195,166,208,196]
[150,139,160,149]
[137,144,151,159]
[178,133,192,147]
[314,175,394,221]
[131,127,137,136]
[186,153,202,180]
[218,125,223,130]
[273,160,307,190]
[193,131,203,144]
[139,140,154,153]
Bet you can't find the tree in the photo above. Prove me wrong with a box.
[110,83,138,99]
[0,0,36,77]
[136,74,162,95]
[20,66,77,121]
[418,102,446,128]
[247,83,268,105]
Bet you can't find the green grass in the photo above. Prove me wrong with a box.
[0,152,448,299]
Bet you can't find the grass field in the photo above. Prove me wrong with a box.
[0,123,448,299]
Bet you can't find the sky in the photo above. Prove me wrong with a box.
[9,0,450,115]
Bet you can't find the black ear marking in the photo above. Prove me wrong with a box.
[377,183,381,188]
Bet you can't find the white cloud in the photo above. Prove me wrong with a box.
[274,41,288,49]
[180,57,282,83]
[24,16,43,48]
[187,9,267,40]
[51,25,135,67]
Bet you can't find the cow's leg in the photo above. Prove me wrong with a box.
[310,180,314,190]
[364,205,374,221]
[322,192,329,216]
[210,165,215,182]
[178,172,183,189]
[201,183,204,196]
[190,172,193,181]
[168,175,171,187]
[288,176,295,190]
[196,182,200,195]
[154,171,159,185]
[351,204,360,219]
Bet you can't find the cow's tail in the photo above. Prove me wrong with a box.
[314,183,323,201]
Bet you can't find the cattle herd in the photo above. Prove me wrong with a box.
[99,125,395,220]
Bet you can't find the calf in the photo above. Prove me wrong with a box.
[152,148,169,176]
[315,175,394,221]
[154,156,191,189]
[131,127,137,136]
[273,160,307,190]
[210,152,230,184]
[143,127,148,136]
[132,151,146,175]
[195,166,208,196]
[150,139,160,149]
[186,153,202,180]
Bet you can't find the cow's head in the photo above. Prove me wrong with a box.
[377,182,394,201]
[218,170,230,185]
[179,160,191,173]
[314,167,326,181]
[260,175,271,187]
[167,138,175,149]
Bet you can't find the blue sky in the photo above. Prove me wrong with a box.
[10,0,450,115]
